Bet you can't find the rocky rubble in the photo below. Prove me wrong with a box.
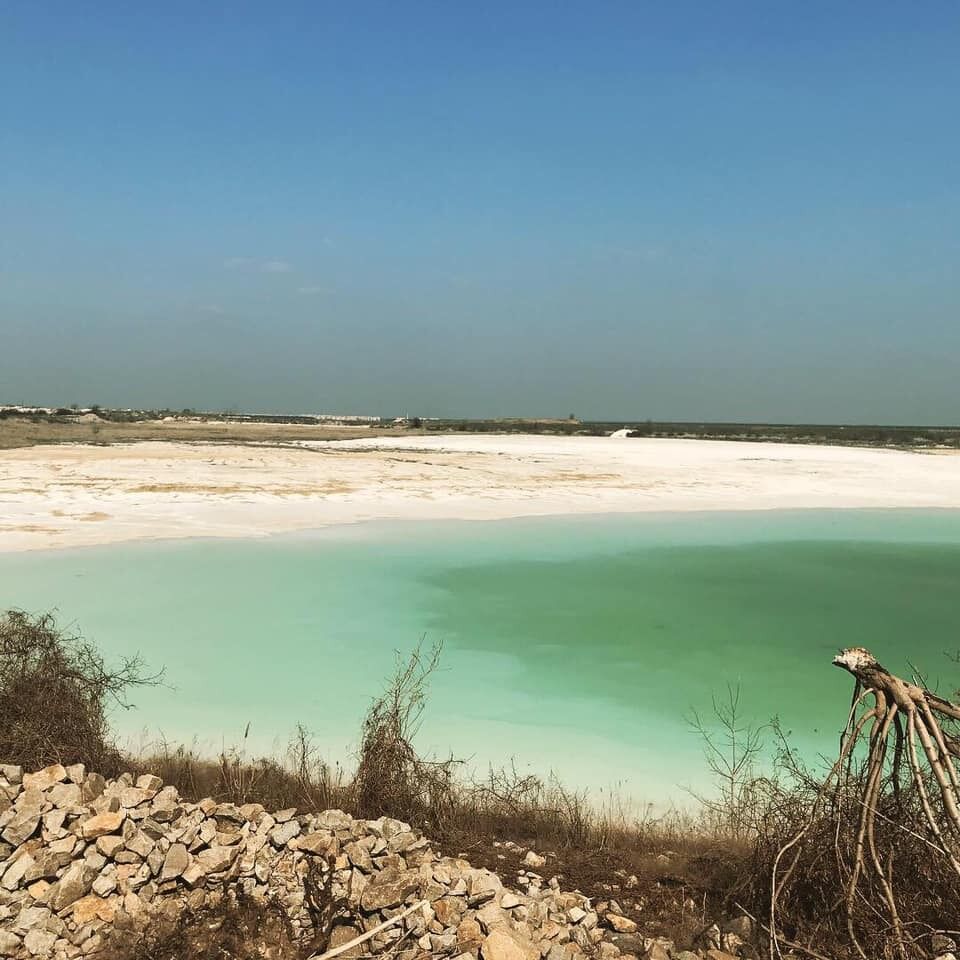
[0,763,750,960]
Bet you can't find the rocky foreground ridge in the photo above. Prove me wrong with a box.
[0,763,751,960]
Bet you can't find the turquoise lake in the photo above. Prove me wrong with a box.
[2,510,959,805]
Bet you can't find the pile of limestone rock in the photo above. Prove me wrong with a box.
[0,763,748,960]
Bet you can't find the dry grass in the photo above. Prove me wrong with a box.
[0,416,402,450]
[9,608,957,957]
[0,609,785,952]
[131,725,349,816]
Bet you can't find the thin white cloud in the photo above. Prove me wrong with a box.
[605,244,665,262]
[223,257,294,273]
[199,304,225,315]
[297,285,326,295]
[261,259,293,274]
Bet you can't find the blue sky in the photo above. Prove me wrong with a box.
[2,2,959,421]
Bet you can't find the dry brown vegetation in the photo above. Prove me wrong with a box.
[6,609,959,957]
[731,652,960,960]
[0,613,739,951]
[7,410,958,453]
[0,610,160,776]
[0,416,400,450]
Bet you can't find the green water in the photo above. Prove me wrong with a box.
[2,510,959,803]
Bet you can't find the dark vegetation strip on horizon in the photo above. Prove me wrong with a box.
[2,407,959,450]
[431,418,960,447]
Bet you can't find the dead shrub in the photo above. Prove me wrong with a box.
[687,684,766,841]
[732,718,960,959]
[353,640,460,828]
[0,609,159,776]
[452,763,596,848]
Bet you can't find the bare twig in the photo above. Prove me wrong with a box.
[306,900,427,960]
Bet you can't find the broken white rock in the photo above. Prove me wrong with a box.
[0,763,727,960]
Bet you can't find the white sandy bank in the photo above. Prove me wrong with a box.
[1,434,959,552]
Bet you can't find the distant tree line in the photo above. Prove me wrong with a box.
[623,420,960,448]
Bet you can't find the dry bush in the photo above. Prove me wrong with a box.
[216,723,346,812]
[728,718,960,959]
[349,642,611,850]
[687,684,766,841]
[0,609,159,776]
[353,640,460,828]
[450,763,597,848]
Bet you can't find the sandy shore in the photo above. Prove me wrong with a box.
[2,434,959,551]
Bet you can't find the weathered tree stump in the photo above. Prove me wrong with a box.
[770,647,960,960]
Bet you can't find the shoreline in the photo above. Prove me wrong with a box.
[6,505,960,561]
[2,433,960,553]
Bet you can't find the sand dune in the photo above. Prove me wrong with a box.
[1,434,959,551]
